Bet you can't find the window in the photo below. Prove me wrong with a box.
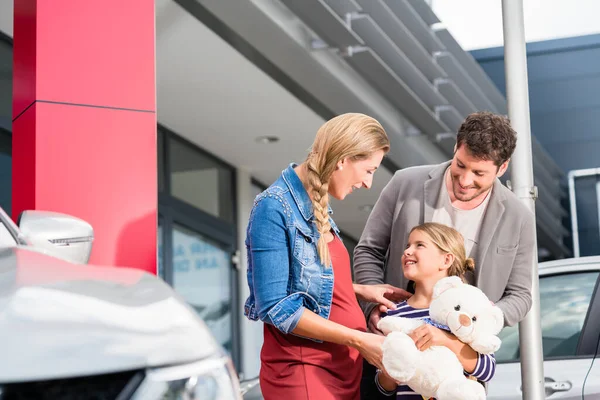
[572,175,600,256]
[0,36,11,133]
[339,231,359,277]
[0,35,12,216]
[496,271,599,362]
[172,224,233,352]
[0,131,10,216]
[158,125,239,367]
[251,182,264,203]
[158,129,165,193]
[157,219,164,279]
[168,136,234,223]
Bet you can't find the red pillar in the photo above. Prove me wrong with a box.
[12,0,157,274]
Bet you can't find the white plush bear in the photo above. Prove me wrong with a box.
[377,276,504,400]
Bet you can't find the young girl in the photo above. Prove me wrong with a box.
[375,222,496,398]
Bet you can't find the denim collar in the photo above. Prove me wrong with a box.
[282,163,333,223]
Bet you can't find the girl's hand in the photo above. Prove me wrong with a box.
[409,324,451,351]
[354,284,412,310]
[377,368,400,392]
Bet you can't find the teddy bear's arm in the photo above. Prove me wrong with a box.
[470,335,501,354]
[378,315,425,335]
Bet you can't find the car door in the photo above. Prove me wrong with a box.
[584,356,600,398]
[583,273,600,399]
[488,268,600,400]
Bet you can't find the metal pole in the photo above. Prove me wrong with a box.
[568,171,580,257]
[501,1,546,399]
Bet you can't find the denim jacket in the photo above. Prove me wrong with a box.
[244,164,341,338]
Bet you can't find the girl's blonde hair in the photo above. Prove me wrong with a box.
[306,113,389,267]
[410,222,475,278]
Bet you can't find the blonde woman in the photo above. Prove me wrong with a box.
[244,113,409,399]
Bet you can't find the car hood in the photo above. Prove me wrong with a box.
[0,247,219,383]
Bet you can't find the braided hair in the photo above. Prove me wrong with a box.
[305,113,389,267]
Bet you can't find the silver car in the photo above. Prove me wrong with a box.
[488,256,600,399]
[0,206,242,399]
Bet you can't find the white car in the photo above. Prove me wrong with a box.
[0,206,241,399]
[488,256,600,399]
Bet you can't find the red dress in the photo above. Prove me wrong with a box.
[259,235,367,400]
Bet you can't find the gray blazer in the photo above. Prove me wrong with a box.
[354,161,535,327]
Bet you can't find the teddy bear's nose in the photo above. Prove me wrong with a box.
[459,314,472,327]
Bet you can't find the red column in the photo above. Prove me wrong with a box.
[12,0,157,274]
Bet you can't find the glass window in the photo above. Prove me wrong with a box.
[573,176,600,256]
[251,182,264,203]
[0,38,11,133]
[158,129,165,193]
[0,37,12,216]
[168,137,234,222]
[157,219,164,279]
[496,271,599,362]
[171,223,232,352]
[339,231,358,276]
[159,129,238,368]
[0,131,10,216]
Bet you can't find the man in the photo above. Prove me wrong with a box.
[354,111,535,396]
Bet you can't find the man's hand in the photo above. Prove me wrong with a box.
[361,284,412,336]
[367,304,389,336]
[354,284,412,310]
[409,324,451,351]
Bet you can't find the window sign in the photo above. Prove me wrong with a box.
[172,224,232,352]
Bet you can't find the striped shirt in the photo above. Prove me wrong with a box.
[376,301,496,398]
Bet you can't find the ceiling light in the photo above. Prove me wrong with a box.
[255,136,280,144]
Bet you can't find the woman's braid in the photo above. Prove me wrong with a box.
[306,156,332,267]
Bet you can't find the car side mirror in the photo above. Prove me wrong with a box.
[18,210,94,264]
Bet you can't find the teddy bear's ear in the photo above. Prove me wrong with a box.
[433,276,463,299]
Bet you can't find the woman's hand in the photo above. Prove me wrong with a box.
[352,331,387,371]
[353,283,412,310]
[409,324,451,351]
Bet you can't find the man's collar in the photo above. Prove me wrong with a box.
[429,160,452,180]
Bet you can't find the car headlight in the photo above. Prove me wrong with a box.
[131,355,241,400]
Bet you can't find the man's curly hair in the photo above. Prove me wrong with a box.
[455,111,517,167]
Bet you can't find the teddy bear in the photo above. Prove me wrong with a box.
[377,276,504,400]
